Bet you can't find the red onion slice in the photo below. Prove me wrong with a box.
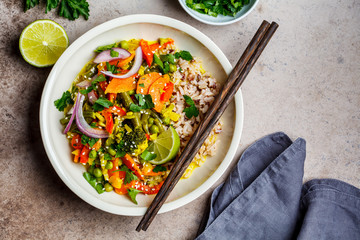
[93,48,131,64]
[87,90,98,105]
[76,80,91,88]
[101,46,143,79]
[75,93,110,139]
[63,94,81,134]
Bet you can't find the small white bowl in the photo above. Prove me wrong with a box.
[178,0,259,25]
[40,14,244,216]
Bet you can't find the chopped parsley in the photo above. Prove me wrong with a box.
[183,95,199,119]
[130,94,155,112]
[110,49,119,57]
[25,0,90,21]
[153,166,167,173]
[54,91,74,111]
[127,188,142,204]
[92,97,114,112]
[79,74,106,95]
[120,165,138,185]
[185,0,250,18]
[104,153,112,160]
[106,62,120,74]
[139,83,145,88]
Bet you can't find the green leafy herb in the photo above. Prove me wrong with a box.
[95,43,117,53]
[54,91,74,111]
[92,74,106,85]
[127,188,142,204]
[129,103,141,112]
[135,94,155,109]
[46,0,59,13]
[104,153,112,160]
[24,0,39,12]
[83,172,104,194]
[59,0,90,21]
[79,87,93,95]
[115,149,126,158]
[88,138,98,147]
[175,50,193,61]
[185,0,250,17]
[25,0,90,20]
[90,122,97,128]
[95,183,105,194]
[140,150,157,161]
[92,97,114,112]
[153,166,167,173]
[139,83,145,88]
[106,62,120,74]
[81,135,90,145]
[110,49,119,57]
[120,165,138,185]
[183,95,199,119]
[160,54,176,64]
[153,54,163,68]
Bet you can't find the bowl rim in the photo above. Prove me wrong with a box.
[178,0,259,26]
[39,14,244,216]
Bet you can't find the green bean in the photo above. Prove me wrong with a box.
[119,92,141,128]
[154,119,165,133]
[97,86,106,99]
[60,116,70,125]
[108,146,117,156]
[145,109,165,132]
[83,64,97,79]
[141,113,150,134]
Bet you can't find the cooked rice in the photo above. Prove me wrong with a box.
[171,57,223,178]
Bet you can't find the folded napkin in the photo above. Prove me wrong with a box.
[196,132,360,240]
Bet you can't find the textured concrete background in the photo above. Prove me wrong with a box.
[0,0,359,239]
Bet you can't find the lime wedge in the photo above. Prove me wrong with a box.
[19,19,69,67]
[147,126,180,165]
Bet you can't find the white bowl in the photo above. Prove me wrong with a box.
[178,0,259,25]
[40,14,244,216]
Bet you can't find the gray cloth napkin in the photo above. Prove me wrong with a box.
[196,132,360,240]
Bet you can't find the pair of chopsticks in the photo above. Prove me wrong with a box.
[136,20,279,232]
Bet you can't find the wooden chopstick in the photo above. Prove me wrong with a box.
[136,20,279,232]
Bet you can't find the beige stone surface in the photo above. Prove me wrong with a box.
[0,0,359,239]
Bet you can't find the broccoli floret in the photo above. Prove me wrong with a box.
[120,128,147,154]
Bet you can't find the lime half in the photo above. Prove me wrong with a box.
[19,19,69,67]
[147,126,180,165]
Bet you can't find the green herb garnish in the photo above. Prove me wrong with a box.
[140,150,157,161]
[120,165,138,185]
[25,0,90,21]
[54,91,74,111]
[175,50,193,61]
[153,166,167,173]
[127,188,142,204]
[183,95,199,119]
[185,0,250,18]
[110,49,119,57]
[92,97,114,112]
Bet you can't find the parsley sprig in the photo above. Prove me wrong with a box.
[185,0,250,17]
[24,0,90,21]
[183,95,199,119]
